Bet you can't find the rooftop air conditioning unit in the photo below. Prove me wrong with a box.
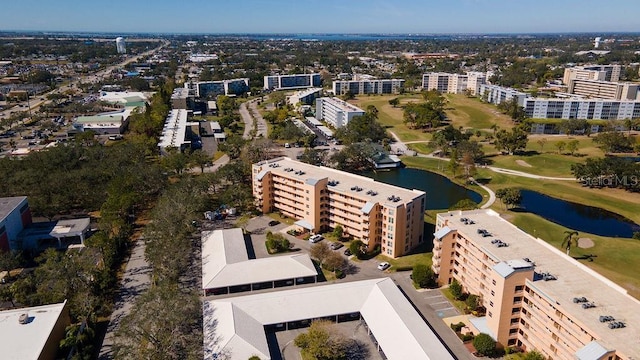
[18,313,29,324]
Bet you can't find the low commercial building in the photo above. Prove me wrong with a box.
[332,78,405,95]
[567,79,639,100]
[0,196,32,251]
[201,228,317,296]
[315,97,365,128]
[264,73,321,91]
[287,87,322,106]
[252,158,426,258]
[72,111,129,135]
[523,98,640,120]
[478,84,528,106]
[18,218,91,249]
[422,72,486,95]
[0,301,70,360]
[203,278,455,360]
[432,209,640,359]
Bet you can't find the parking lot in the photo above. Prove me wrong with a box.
[238,215,474,360]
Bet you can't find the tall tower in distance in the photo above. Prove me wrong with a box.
[594,37,601,49]
[116,37,126,54]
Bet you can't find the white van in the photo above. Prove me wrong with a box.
[284,143,290,148]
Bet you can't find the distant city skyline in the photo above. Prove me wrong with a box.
[1,0,639,34]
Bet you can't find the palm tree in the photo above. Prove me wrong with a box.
[561,230,579,256]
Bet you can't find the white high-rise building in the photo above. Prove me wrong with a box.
[316,97,364,128]
[115,37,126,54]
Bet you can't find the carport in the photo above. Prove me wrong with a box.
[294,219,314,233]
[202,228,318,296]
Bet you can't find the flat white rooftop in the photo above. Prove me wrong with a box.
[0,301,67,360]
[201,228,317,290]
[158,109,189,149]
[439,209,640,357]
[318,97,365,113]
[203,278,454,360]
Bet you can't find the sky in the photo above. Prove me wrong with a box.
[1,0,639,34]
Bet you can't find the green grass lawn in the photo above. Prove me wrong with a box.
[473,167,640,224]
[444,94,515,130]
[509,212,640,299]
[376,242,433,270]
[482,136,604,178]
[350,94,431,142]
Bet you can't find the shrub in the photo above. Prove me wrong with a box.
[473,333,496,356]
[394,266,414,272]
[449,279,463,300]
[462,333,475,342]
[465,294,480,312]
[332,225,343,239]
[450,322,465,332]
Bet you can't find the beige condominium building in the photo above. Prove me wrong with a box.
[432,209,640,360]
[252,157,426,258]
[567,79,639,100]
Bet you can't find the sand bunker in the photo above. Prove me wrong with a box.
[578,238,595,249]
[516,160,532,168]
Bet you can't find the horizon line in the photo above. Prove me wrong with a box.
[1,29,639,37]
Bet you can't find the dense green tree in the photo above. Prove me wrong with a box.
[330,141,378,172]
[593,131,635,153]
[473,333,496,356]
[298,148,325,166]
[495,188,522,209]
[449,279,463,300]
[495,127,529,154]
[114,285,202,360]
[412,264,437,288]
[449,199,479,211]
[388,98,400,107]
[294,320,351,360]
[334,113,388,145]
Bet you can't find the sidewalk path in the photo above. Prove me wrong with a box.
[98,240,151,359]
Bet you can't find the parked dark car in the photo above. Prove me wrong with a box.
[330,242,343,250]
[344,248,352,256]
[268,220,280,226]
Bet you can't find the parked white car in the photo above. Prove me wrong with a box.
[377,262,391,271]
[309,234,324,243]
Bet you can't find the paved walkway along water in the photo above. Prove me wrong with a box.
[98,240,151,359]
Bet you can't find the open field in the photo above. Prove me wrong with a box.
[444,94,515,130]
[509,212,640,300]
[481,136,604,177]
[350,94,431,142]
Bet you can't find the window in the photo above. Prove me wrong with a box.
[388,217,394,224]
[488,311,492,318]
[489,301,494,307]
[491,290,495,296]
[492,280,496,286]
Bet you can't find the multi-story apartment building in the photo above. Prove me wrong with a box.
[188,78,250,98]
[252,158,426,258]
[567,79,639,100]
[563,65,622,85]
[263,73,322,91]
[423,72,487,95]
[316,97,365,128]
[522,98,640,120]
[332,79,405,95]
[433,209,640,359]
[479,84,529,106]
[287,87,322,106]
